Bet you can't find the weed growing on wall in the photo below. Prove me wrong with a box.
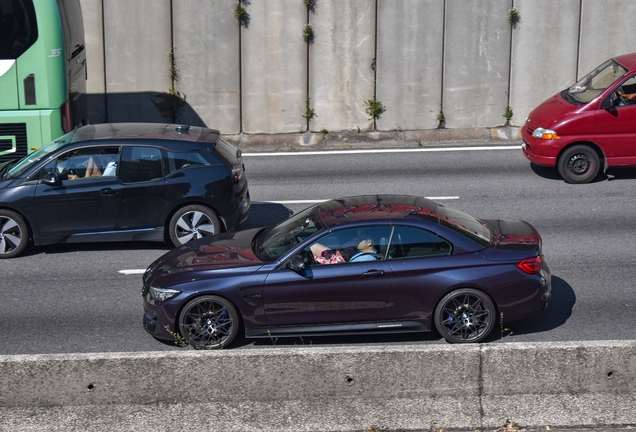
[153,48,186,122]
[437,111,446,129]
[364,97,386,120]
[303,24,315,44]
[303,96,316,122]
[234,0,251,28]
[503,105,513,125]
[508,8,520,28]
[304,0,317,13]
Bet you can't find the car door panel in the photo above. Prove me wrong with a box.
[33,176,122,240]
[262,261,394,327]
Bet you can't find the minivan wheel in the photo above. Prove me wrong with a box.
[178,295,239,349]
[557,145,600,184]
[0,210,29,259]
[434,288,496,344]
[168,205,220,246]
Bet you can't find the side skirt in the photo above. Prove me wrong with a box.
[245,321,429,339]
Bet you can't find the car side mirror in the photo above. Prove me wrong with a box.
[286,255,306,274]
[41,171,59,186]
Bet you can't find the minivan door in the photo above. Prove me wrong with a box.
[597,74,636,164]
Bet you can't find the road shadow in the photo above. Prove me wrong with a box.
[500,275,575,338]
[240,202,293,230]
[529,163,561,181]
[22,202,292,257]
[530,162,636,183]
[24,241,172,257]
[606,167,636,181]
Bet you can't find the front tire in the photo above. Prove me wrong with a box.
[0,210,29,259]
[168,205,220,246]
[178,295,240,349]
[557,145,600,184]
[434,288,496,344]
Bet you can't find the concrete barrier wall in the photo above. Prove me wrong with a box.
[1,341,636,431]
[78,0,636,134]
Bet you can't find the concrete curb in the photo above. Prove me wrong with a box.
[224,126,522,153]
[1,340,635,431]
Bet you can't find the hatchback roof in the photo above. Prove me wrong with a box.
[317,195,439,228]
[71,123,220,144]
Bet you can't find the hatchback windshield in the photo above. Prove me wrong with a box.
[254,205,323,262]
[566,59,627,104]
[2,131,76,179]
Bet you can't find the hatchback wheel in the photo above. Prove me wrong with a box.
[169,205,220,246]
[557,145,600,184]
[178,295,239,349]
[434,288,496,343]
[0,210,29,259]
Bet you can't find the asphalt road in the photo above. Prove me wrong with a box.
[2,144,636,355]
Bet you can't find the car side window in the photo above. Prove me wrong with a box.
[303,226,392,265]
[388,226,452,259]
[618,75,636,105]
[46,146,119,181]
[165,150,212,174]
[119,146,164,183]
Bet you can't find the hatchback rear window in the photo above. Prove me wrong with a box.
[214,139,240,165]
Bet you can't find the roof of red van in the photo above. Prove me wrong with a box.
[615,52,636,70]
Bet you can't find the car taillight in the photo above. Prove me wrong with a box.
[61,100,72,133]
[232,171,240,184]
[518,255,543,274]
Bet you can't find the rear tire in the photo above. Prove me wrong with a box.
[168,205,220,246]
[557,145,600,184]
[0,210,29,259]
[434,288,496,344]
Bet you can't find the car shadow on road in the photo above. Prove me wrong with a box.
[530,162,636,183]
[26,241,172,257]
[22,202,293,257]
[499,275,575,339]
[240,201,293,230]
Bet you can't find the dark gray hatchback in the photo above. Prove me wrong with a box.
[0,123,250,258]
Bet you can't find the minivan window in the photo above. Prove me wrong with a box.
[566,59,627,104]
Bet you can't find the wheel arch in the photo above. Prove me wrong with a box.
[557,141,607,172]
[175,292,245,338]
[163,201,228,243]
[0,206,34,241]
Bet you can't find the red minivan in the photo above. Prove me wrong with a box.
[522,52,636,183]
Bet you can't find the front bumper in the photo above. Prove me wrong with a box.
[142,289,181,341]
[522,141,557,167]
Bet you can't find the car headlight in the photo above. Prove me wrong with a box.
[532,127,560,140]
[149,286,181,301]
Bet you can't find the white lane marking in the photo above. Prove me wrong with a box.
[119,269,146,275]
[243,146,520,157]
[253,197,459,205]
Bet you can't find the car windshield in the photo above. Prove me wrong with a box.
[565,59,627,104]
[3,131,76,179]
[253,205,324,262]
[436,204,491,247]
